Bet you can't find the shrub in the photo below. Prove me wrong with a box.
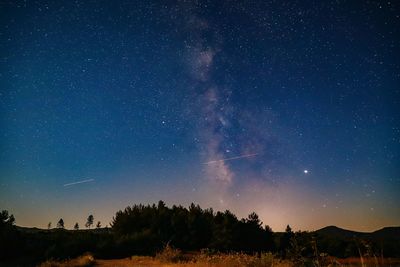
[155,243,182,263]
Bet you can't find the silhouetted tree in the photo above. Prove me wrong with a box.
[86,215,94,229]
[186,203,213,249]
[47,222,52,229]
[280,224,293,257]
[237,212,269,252]
[264,225,276,251]
[96,221,101,228]
[211,210,239,251]
[8,214,15,226]
[0,210,15,227]
[0,210,18,260]
[74,222,79,230]
[111,202,274,253]
[57,218,64,229]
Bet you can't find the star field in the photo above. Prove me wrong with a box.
[0,0,399,231]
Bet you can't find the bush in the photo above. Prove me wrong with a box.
[155,244,182,263]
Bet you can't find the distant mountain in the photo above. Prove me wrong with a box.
[15,225,111,234]
[371,226,400,240]
[15,226,45,233]
[315,225,369,238]
[316,225,400,240]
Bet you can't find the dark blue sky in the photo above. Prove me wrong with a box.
[1,0,399,231]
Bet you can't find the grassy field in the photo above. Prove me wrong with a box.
[39,254,292,267]
[38,250,400,267]
[36,241,400,267]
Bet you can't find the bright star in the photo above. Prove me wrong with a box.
[304,169,309,174]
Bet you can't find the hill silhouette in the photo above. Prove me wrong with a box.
[371,226,400,240]
[316,225,400,240]
[15,224,400,237]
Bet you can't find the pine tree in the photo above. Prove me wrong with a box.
[85,214,94,229]
[57,218,64,229]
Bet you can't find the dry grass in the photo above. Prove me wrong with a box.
[37,249,400,267]
[184,251,289,267]
[38,253,95,267]
[152,245,290,266]
[96,254,292,267]
[38,252,291,267]
[335,257,400,266]
[155,244,184,263]
[112,255,400,267]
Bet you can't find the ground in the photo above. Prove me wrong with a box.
[38,254,400,267]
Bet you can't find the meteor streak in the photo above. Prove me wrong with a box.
[63,179,95,187]
[203,153,258,165]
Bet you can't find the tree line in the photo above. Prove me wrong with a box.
[48,214,102,230]
[1,201,399,263]
[111,200,278,253]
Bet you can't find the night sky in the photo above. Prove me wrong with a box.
[1,0,399,231]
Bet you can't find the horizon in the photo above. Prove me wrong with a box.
[8,200,400,233]
[1,1,399,233]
